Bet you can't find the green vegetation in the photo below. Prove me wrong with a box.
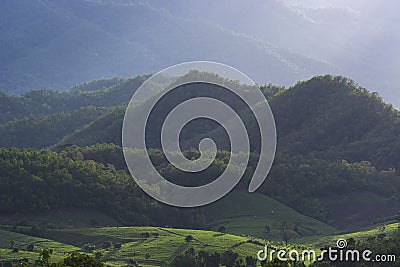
[206,191,336,239]
[0,229,79,264]
[0,75,146,124]
[56,107,125,148]
[0,106,110,148]
[2,223,399,266]
[0,226,275,266]
[270,76,400,170]
[1,74,400,229]
[1,74,400,266]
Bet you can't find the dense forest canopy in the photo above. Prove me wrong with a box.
[0,74,399,229]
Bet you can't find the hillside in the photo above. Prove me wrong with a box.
[55,75,400,171]
[0,106,110,148]
[57,107,125,148]
[0,146,340,240]
[1,223,399,266]
[2,0,400,265]
[0,229,80,264]
[1,74,399,228]
[271,76,400,170]
[0,226,280,266]
[0,74,399,267]
[0,75,147,124]
[206,191,336,239]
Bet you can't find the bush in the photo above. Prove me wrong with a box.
[27,243,35,252]
[84,243,96,252]
[221,250,238,267]
[127,259,139,267]
[217,225,226,233]
[95,251,103,260]
[140,232,150,238]
[63,252,104,267]
[102,241,112,249]
[245,256,257,267]
[185,235,194,242]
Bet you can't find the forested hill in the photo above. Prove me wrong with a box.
[1,74,399,171]
[52,75,400,172]
[271,76,400,170]
[0,74,399,228]
[1,73,398,172]
[0,75,146,124]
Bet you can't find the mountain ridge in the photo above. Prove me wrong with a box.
[0,0,337,93]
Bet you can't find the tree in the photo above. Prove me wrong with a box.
[84,243,96,252]
[185,235,194,242]
[205,252,221,267]
[35,248,53,266]
[220,250,239,267]
[27,243,35,252]
[152,232,160,237]
[197,250,220,267]
[274,220,293,245]
[9,240,15,249]
[245,256,257,267]
[102,241,112,249]
[261,258,291,267]
[172,253,196,267]
[127,259,139,267]
[95,252,103,260]
[140,232,150,238]
[218,225,226,233]
[62,253,104,267]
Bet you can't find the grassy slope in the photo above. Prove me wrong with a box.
[55,227,268,265]
[0,226,274,266]
[1,223,398,266]
[206,191,336,239]
[300,222,400,249]
[0,229,79,263]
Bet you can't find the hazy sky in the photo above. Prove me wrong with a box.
[282,0,400,107]
[1,0,398,107]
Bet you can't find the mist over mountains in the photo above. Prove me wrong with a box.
[1,0,399,107]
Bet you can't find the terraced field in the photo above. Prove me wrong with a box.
[1,221,398,266]
[0,226,277,266]
[206,191,336,239]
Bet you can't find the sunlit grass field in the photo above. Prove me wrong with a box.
[206,191,336,239]
[1,222,398,266]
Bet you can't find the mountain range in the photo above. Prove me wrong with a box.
[0,74,399,229]
[2,0,399,108]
